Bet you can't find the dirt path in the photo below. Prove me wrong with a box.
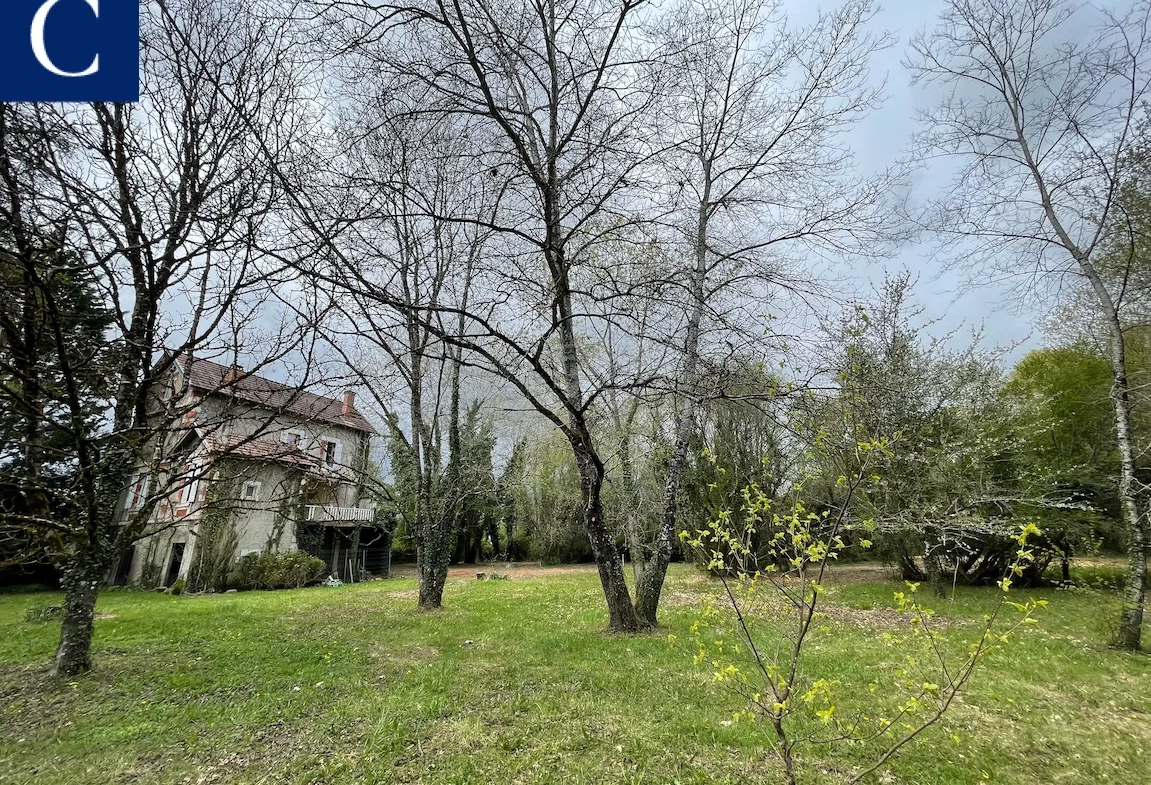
[388,562,600,580]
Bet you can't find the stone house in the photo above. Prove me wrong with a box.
[113,356,388,588]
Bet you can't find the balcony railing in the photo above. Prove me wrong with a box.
[304,505,375,523]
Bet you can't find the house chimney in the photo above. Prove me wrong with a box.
[342,390,355,415]
[224,364,243,384]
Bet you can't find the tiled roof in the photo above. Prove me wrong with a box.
[207,434,318,468]
[182,356,376,434]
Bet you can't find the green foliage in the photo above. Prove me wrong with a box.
[383,411,420,528]
[494,439,528,560]
[449,402,501,562]
[381,401,502,565]
[229,550,326,591]
[0,244,118,565]
[505,431,592,564]
[800,275,1086,588]
[678,441,1045,785]
[1044,562,1151,591]
[166,579,186,596]
[186,469,241,593]
[679,364,791,566]
[1000,346,1126,554]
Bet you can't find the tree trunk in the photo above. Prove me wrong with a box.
[417,527,450,608]
[1109,336,1146,649]
[381,526,394,579]
[52,558,104,677]
[635,421,693,626]
[625,519,646,586]
[617,429,646,585]
[1099,299,1147,649]
[634,165,711,627]
[348,525,361,583]
[540,58,643,628]
[1017,126,1147,648]
[489,517,501,559]
[573,443,642,632]
[408,329,450,609]
[464,526,479,563]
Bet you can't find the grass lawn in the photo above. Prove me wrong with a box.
[0,563,1148,785]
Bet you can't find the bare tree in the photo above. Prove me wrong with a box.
[910,0,1151,649]
[307,0,663,631]
[632,0,900,625]
[0,0,312,675]
[319,102,500,609]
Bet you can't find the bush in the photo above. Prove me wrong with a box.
[1043,562,1151,591]
[24,603,63,623]
[876,522,1054,589]
[229,550,325,590]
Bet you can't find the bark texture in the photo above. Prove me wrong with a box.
[52,560,105,677]
[1102,317,1148,649]
[574,444,641,632]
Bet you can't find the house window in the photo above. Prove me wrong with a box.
[175,464,198,506]
[320,439,340,468]
[241,481,262,501]
[129,475,149,510]
[282,430,303,447]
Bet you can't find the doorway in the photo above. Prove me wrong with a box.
[165,543,186,587]
[112,547,135,586]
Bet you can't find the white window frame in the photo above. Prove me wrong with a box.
[282,430,304,447]
[241,481,262,502]
[175,463,199,506]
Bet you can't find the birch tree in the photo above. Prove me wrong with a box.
[910,0,1151,649]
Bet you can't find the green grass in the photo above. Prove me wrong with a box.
[0,564,1148,784]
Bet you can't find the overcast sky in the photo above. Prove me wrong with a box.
[783,0,1044,360]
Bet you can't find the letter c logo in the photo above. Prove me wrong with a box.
[31,0,99,78]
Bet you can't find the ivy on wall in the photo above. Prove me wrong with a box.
[186,464,240,592]
[267,469,305,552]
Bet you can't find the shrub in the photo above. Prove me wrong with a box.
[229,550,325,590]
[876,520,1054,590]
[1042,562,1150,591]
[677,443,1045,785]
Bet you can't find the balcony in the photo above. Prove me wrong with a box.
[304,505,376,524]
